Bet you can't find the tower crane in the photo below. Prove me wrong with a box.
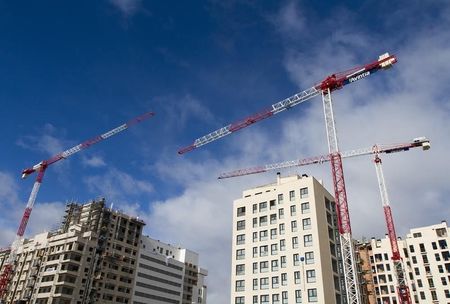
[178,52,397,304]
[218,136,430,304]
[0,111,155,299]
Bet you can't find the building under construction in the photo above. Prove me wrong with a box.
[0,199,207,304]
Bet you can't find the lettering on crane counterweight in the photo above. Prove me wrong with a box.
[348,71,370,83]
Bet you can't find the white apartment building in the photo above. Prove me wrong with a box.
[230,174,343,304]
[357,221,450,304]
[132,236,208,304]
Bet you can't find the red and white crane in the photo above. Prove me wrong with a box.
[0,111,155,299]
[218,137,429,304]
[178,53,397,304]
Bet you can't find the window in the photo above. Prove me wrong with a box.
[253,278,258,290]
[235,296,245,304]
[273,293,280,304]
[295,290,302,303]
[280,239,286,251]
[271,228,277,239]
[413,232,422,238]
[294,271,301,284]
[300,187,308,199]
[305,251,314,264]
[281,273,288,286]
[281,256,287,268]
[237,220,245,231]
[302,218,311,230]
[236,264,245,275]
[260,216,268,226]
[236,234,245,245]
[306,270,316,283]
[237,206,246,217]
[253,232,258,242]
[253,247,258,258]
[260,277,269,290]
[253,203,258,214]
[270,200,276,210]
[271,259,279,271]
[279,223,285,235]
[260,245,268,257]
[412,256,417,264]
[432,242,438,250]
[308,289,317,302]
[261,295,269,304]
[301,202,310,214]
[304,234,313,247]
[278,208,284,219]
[291,220,298,232]
[290,205,296,216]
[419,243,426,252]
[278,194,284,204]
[235,280,245,292]
[253,262,258,274]
[236,249,245,260]
[259,201,268,212]
[253,296,258,304]
[270,214,277,224]
[271,243,278,255]
[253,217,258,228]
[409,245,415,253]
[292,237,299,249]
[260,230,268,241]
[293,254,300,266]
[289,190,295,201]
[272,276,280,288]
[260,261,269,273]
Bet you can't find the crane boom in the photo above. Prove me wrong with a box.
[0,111,155,299]
[178,53,396,154]
[21,111,155,178]
[218,137,430,179]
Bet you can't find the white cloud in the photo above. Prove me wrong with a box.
[82,155,107,168]
[84,167,153,203]
[109,0,142,16]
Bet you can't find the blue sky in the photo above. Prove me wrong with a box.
[1,1,449,302]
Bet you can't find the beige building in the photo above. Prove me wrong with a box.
[356,221,450,304]
[230,174,343,304]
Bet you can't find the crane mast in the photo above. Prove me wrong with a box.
[178,53,397,304]
[374,156,412,304]
[0,111,155,300]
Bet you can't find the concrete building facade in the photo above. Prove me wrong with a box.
[356,221,450,304]
[230,174,343,304]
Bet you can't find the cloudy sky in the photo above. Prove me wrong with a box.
[1,1,449,302]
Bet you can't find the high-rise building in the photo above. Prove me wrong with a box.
[356,221,450,304]
[0,199,208,304]
[230,174,343,304]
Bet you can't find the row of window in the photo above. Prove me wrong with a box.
[235,252,315,275]
[235,288,317,304]
[238,201,311,219]
[236,237,314,260]
[235,270,316,292]
[237,213,312,232]
[237,188,310,217]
